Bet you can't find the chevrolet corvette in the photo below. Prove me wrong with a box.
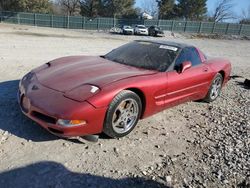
[18,40,231,138]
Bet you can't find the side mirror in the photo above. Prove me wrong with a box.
[181,61,192,73]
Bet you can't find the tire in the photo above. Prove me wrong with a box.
[203,73,223,102]
[149,30,155,36]
[103,90,142,138]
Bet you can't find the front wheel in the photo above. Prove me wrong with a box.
[103,90,142,138]
[203,73,223,102]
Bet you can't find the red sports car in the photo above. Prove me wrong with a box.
[18,40,231,138]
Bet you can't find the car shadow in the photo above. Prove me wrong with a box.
[0,80,57,142]
[0,161,168,188]
[230,75,250,90]
[235,80,250,90]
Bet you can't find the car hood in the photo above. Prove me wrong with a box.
[34,56,156,92]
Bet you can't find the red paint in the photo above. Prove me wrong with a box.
[18,47,231,137]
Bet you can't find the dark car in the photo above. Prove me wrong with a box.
[148,26,164,37]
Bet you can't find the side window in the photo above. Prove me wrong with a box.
[174,47,202,72]
[175,49,186,69]
[186,47,202,66]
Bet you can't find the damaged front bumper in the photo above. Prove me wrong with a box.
[18,72,107,137]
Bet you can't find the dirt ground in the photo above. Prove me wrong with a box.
[0,23,249,188]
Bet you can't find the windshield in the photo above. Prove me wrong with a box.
[104,41,179,72]
[124,26,132,29]
[137,26,146,29]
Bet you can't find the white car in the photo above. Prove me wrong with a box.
[121,25,134,35]
[134,25,148,35]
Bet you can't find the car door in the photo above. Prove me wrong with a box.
[165,47,212,107]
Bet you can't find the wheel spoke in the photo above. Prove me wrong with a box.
[216,85,221,90]
[118,105,125,113]
[113,118,121,127]
[129,115,137,121]
[126,101,133,110]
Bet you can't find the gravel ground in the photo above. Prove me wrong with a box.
[0,23,249,188]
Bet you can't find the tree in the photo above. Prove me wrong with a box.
[210,0,235,22]
[57,0,80,15]
[19,0,52,13]
[177,0,207,20]
[101,0,137,18]
[0,0,52,13]
[80,0,101,17]
[0,0,20,11]
[140,0,158,18]
[157,0,176,19]
[121,7,140,19]
[239,5,250,24]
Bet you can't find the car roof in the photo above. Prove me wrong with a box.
[135,40,194,49]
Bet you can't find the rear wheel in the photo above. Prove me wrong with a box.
[203,73,223,102]
[149,30,155,36]
[103,90,142,138]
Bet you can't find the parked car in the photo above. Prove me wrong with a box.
[121,25,134,35]
[148,26,164,37]
[18,40,231,138]
[134,25,148,35]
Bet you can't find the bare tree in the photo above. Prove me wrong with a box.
[140,0,158,18]
[211,0,236,22]
[241,5,250,20]
[57,0,80,16]
[239,5,250,24]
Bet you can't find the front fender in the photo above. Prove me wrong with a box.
[87,73,168,118]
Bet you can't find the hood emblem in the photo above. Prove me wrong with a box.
[90,86,99,93]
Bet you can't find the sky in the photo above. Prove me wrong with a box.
[206,0,250,15]
[136,0,250,17]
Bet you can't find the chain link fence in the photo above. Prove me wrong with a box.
[1,11,250,36]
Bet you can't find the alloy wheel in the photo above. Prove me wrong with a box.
[112,98,139,134]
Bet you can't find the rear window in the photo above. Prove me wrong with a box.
[104,41,180,72]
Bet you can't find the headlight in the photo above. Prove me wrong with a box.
[22,72,35,82]
[57,119,87,127]
[21,72,36,86]
[64,84,100,102]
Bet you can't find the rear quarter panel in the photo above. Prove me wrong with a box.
[197,47,231,85]
[206,58,232,85]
